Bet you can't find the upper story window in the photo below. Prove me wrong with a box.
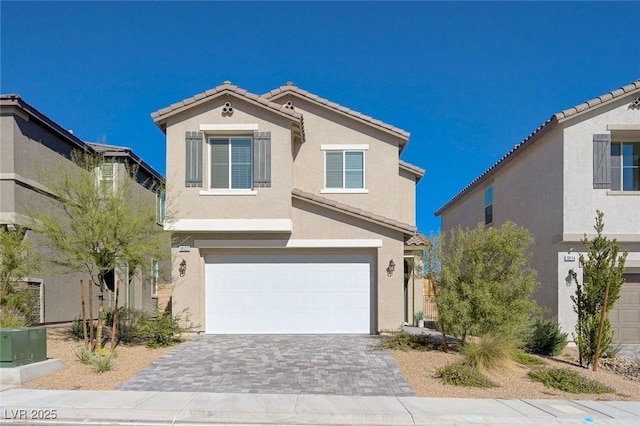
[155,190,166,224]
[97,163,117,196]
[321,144,368,193]
[151,260,159,297]
[184,129,271,193]
[210,137,252,190]
[611,141,640,191]
[484,185,493,225]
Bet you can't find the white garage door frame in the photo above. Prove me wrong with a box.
[204,251,374,334]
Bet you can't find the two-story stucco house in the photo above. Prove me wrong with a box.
[152,81,425,334]
[435,80,640,343]
[1,94,165,323]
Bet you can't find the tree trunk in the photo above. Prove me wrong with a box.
[95,281,105,350]
[80,280,88,348]
[88,280,95,351]
[110,280,120,351]
[430,272,449,353]
[592,281,611,372]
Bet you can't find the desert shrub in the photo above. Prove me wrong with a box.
[0,306,29,328]
[436,363,498,388]
[602,343,622,359]
[374,330,444,352]
[462,333,515,374]
[75,346,96,365]
[528,368,613,394]
[137,311,190,348]
[71,318,97,341]
[90,351,114,373]
[511,349,546,366]
[104,306,144,344]
[524,317,568,356]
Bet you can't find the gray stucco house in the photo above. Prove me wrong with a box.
[0,94,165,323]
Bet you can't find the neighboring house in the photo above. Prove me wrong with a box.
[435,80,640,343]
[0,94,165,323]
[152,81,425,334]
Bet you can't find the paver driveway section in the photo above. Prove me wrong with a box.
[117,335,414,396]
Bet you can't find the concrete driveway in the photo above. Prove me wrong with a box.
[117,335,414,396]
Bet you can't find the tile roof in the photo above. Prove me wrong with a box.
[87,142,164,183]
[263,82,410,142]
[291,188,416,235]
[150,81,303,125]
[399,160,425,180]
[435,79,640,216]
[405,232,429,246]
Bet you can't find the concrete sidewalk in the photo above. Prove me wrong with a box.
[1,389,639,425]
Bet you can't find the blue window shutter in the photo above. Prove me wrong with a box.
[253,131,271,187]
[593,134,611,189]
[185,131,203,187]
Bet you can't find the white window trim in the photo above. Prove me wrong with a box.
[208,136,253,191]
[321,144,369,151]
[96,163,117,196]
[323,150,367,191]
[200,123,259,133]
[199,189,257,196]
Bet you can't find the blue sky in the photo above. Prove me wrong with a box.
[2,1,638,234]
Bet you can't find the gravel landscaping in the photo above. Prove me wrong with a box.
[17,327,640,401]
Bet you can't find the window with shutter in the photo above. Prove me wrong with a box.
[209,137,253,190]
[611,141,640,191]
[253,131,271,187]
[484,185,493,225]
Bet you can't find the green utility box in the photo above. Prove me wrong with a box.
[0,327,47,368]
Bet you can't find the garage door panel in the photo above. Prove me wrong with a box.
[610,276,640,344]
[205,253,371,334]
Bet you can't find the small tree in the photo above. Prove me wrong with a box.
[572,210,627,369]
[436,222,539,343]
[32,151,167,351]
[0,226,40,324]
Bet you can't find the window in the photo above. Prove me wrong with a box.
[151,260,159,297]
[97,163,117,196]
[210,137,252,190]
[155,190,166,224]
[611,142,640,191]
[484,185,493,225]
[324,150,365,190]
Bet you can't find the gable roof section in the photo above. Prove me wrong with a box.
[151,81,305,138]
[292,188,416,235]
[399,160,425,182]
[435,79,640,216]
[263,82,410,145]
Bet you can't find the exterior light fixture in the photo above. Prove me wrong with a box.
[179,259,187,277]
[566,268,576,287]
[387,259,396,277]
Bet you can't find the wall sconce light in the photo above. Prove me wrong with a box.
[179,259,187,277]
[565,268,576,287]
[387,259,396,277]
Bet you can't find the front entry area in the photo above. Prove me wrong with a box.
[204,252,372,334]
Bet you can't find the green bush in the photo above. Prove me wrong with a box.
[462,333,514,374]
[374,330,444,352]
[524,317,568,356]
[90,352,114,373]
[0,306,29,328]
[602,343,622,359]
[103,307,144,344]
[511,349,546,366]
[137,312,188,348]
[75,346,95,365]
[436,363,498,388]
[71,318,97,341]
[528,368,613,394]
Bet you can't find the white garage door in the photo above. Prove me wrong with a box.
[610,274,640,344]
[204,252,372,334]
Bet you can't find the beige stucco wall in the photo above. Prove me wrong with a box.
[440,126,565,320]
[268,97,414,227]
[164,97,295,221]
